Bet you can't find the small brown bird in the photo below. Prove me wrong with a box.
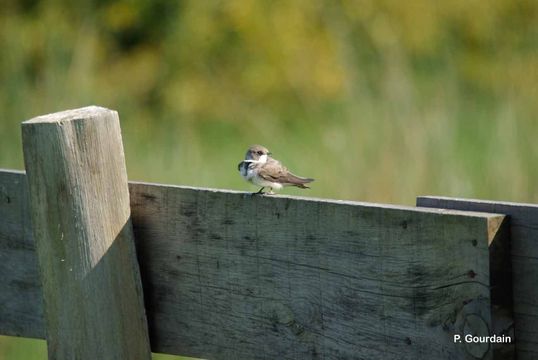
[237,145,314,194]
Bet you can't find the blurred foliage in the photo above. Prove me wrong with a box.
[0,0,537,357]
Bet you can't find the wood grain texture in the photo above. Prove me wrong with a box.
[0,170,43,339]
[130,185,503,360]
[417,196,538,360]
[0,169,508,359]
[21,107,151,360]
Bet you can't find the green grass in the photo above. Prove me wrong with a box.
[0,336,196,360]
[0,336,46,360]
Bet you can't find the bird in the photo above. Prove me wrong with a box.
[237,145,314,195]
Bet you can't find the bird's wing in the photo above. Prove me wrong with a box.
[257,160,288,182]
[258,159,313,185]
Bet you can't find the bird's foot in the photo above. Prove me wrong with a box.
[251,187,265,196]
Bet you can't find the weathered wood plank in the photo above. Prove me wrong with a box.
[0,169,508,359]
[0,170,43,339]
[21,107,151,360]
[417,196,538,360]
[131,184,505,360]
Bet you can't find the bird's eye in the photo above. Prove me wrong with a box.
[257,151,263,155]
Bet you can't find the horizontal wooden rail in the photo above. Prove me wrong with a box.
[1,169,510,359]
[418,196,538,360]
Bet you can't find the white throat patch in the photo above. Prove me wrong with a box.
[258,154,268,163]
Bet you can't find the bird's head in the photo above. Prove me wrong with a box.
[245,145,272,162]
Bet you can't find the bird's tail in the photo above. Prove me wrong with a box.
[286,174,314,189]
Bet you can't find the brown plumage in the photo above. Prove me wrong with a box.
[257,159,313,188]
[238,145,314,194]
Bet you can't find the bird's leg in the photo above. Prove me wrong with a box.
[266,188,275,195]
[253,187,265,195]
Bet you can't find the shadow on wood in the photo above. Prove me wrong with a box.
[418,196,537,360]
[0,169,513,360]
[20,106,151,359]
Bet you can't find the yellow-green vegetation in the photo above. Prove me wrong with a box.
[0,335,194,360]
[0,0,537,358]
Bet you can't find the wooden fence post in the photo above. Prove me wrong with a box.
[21,106,151,359]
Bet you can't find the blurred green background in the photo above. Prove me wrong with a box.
[0,0,536,359]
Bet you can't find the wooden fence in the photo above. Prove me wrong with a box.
[0,106,535,359]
